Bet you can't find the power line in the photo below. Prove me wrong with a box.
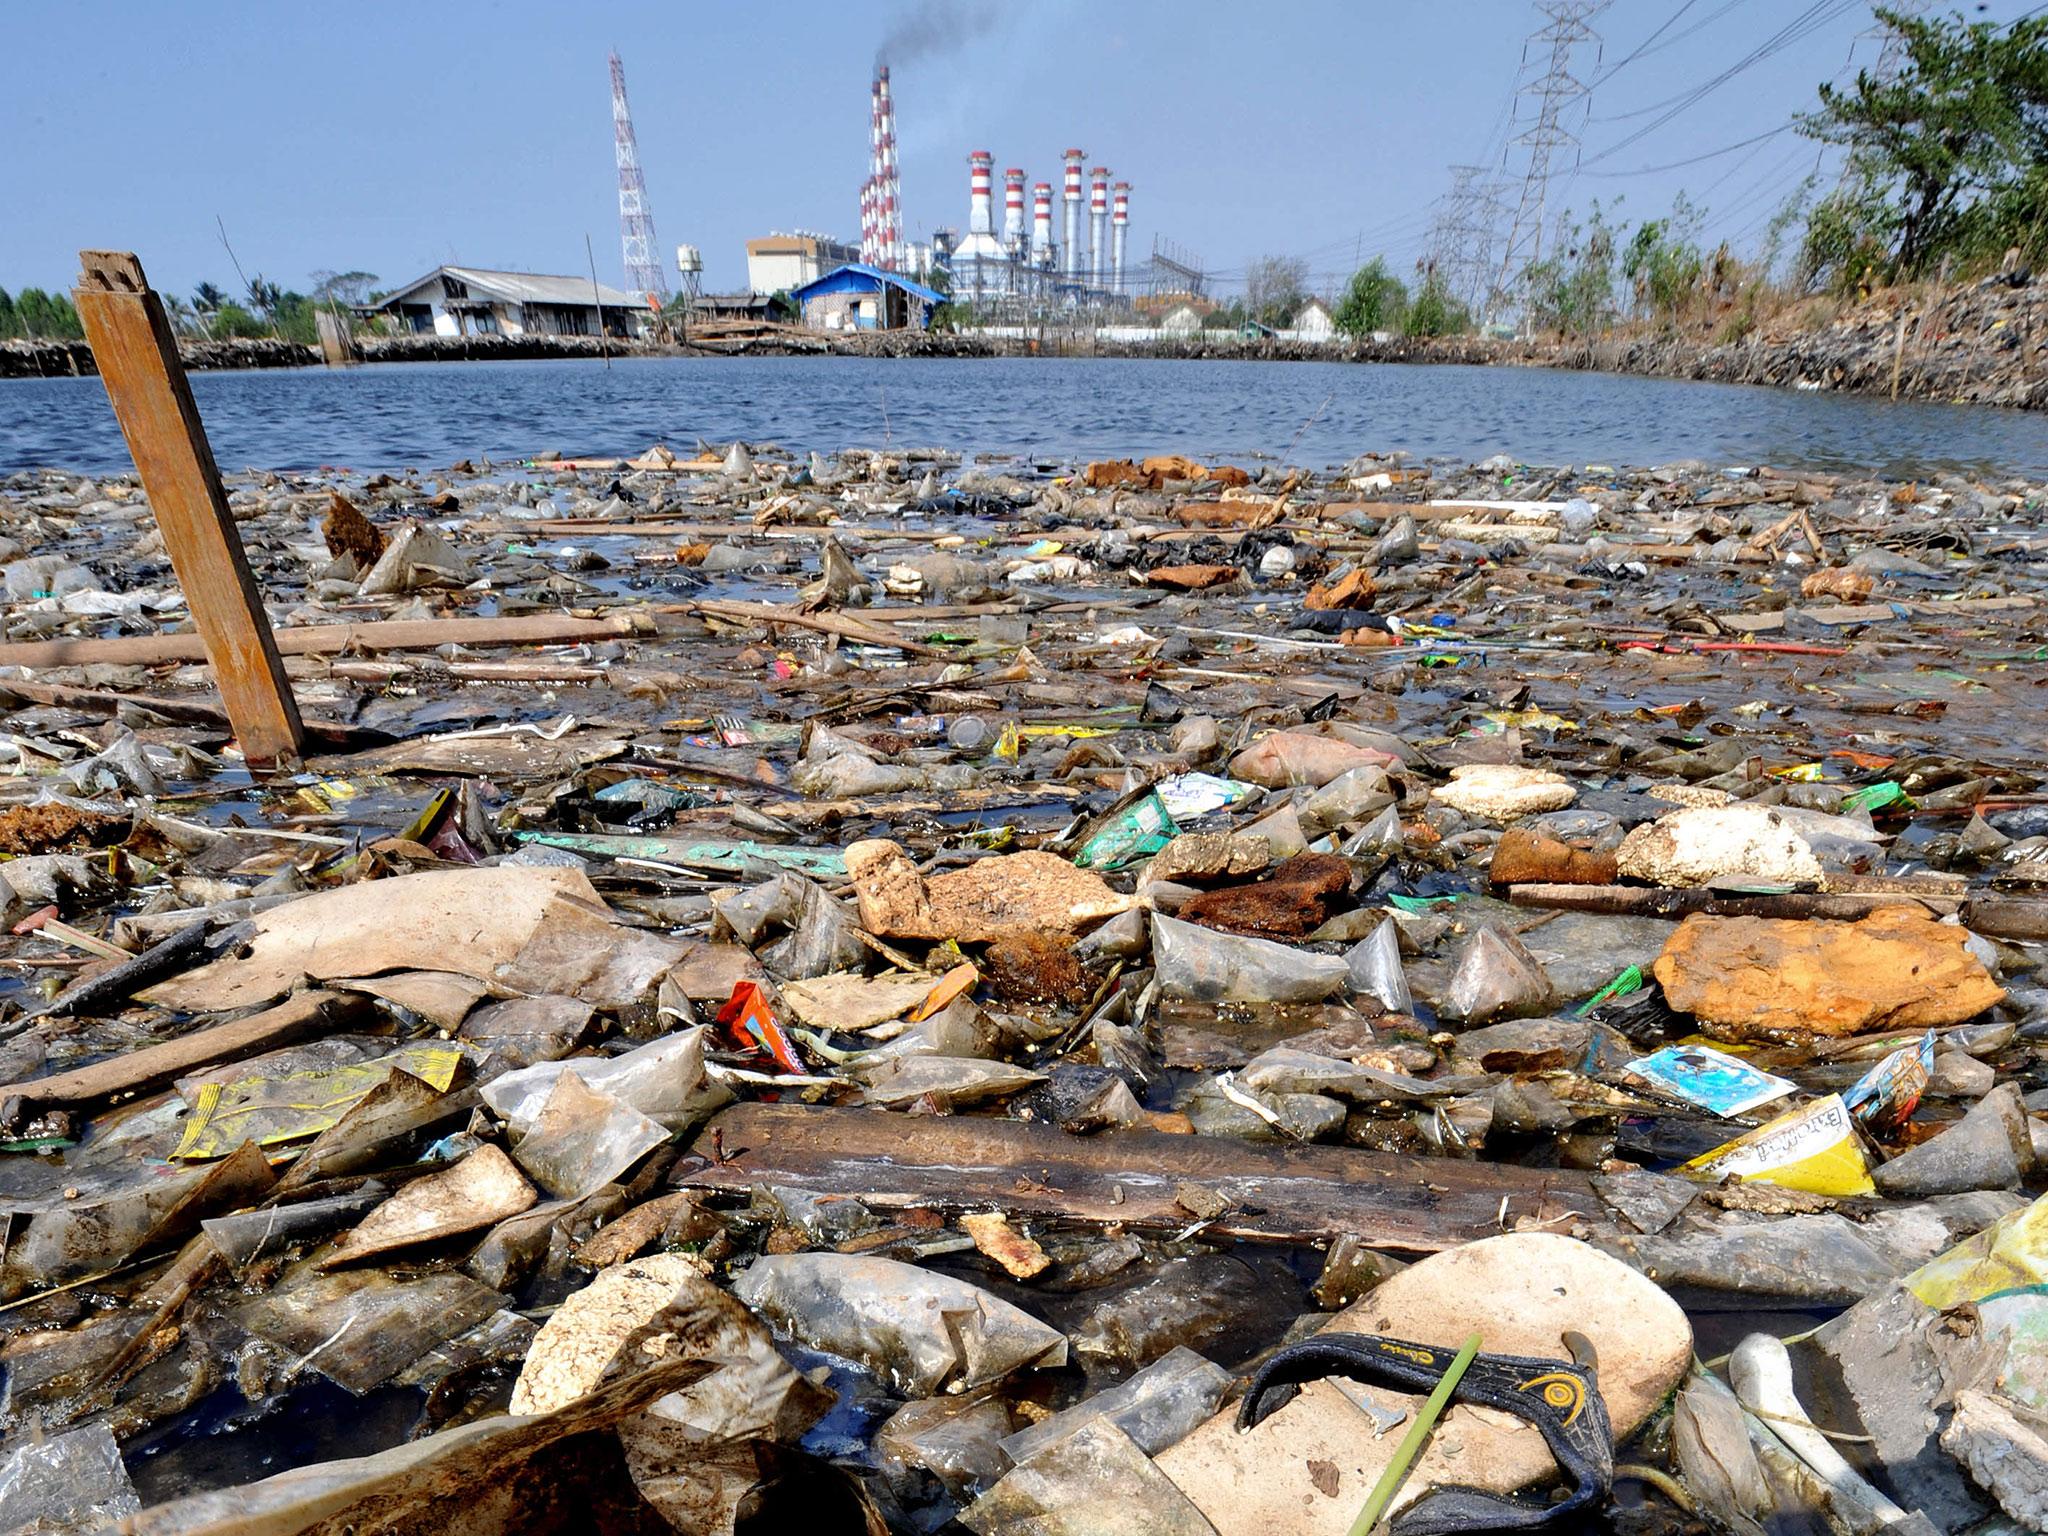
[1588,0,1702,86]
[1577,122,1795,177]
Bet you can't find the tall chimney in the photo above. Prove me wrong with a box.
[875,67,901,270]
[1002,167,1026,255]
[1112,181,1130,295]
[1089,167,1110,290]
[864,74,885,266]
[968,151,995,238]
[1061,149,1085,281]
[1031,182,1053,267]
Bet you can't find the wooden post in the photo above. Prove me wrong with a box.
[314,306,358,367]
[72,251,305,765]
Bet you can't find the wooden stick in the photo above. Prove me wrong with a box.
[0,990,368,1116]
[0,609,654,670]
[72,250,305,764]
[688,598,946,656]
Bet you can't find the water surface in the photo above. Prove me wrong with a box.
[2,355,2043,477]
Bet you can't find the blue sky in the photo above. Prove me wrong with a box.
[3,1,2032,304]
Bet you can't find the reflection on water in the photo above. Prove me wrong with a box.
[3,355,2043,477]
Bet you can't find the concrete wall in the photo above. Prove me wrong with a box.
[803,290,878,331]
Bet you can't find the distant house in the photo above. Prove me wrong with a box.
[1287,297,1336,341]
[790,264,946,332]
[373,266,646,339]
[1159,302,1204,335]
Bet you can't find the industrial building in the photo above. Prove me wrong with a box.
[744,233,860,296]
[929,145,1136,312]
[373,267,646,338]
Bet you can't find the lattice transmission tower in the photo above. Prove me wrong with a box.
[1428,164,1510,316]
[1489,1,1607,325]
[609,51,668,300]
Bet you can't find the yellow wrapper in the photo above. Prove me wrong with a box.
[1680,1093,1876,1197]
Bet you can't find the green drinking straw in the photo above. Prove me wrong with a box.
[1348,1332,1485,1536]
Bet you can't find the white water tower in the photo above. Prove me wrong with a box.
[675,244,703,308]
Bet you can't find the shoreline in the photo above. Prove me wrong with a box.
[2,270,2039,411]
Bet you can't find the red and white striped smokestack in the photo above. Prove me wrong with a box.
[968,151,994,238]
[1002,167,1026,253]
[875,66,901,269]
[1031,182,1053,267]
[1088,167,1110,290]
[863,72,885,266]
[1112,181,1130,296]
[1061,149,1085,281]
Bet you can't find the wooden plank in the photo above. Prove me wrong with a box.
[1963,897,2048,942]
[0,610,654,670]
[1507,883,1955,921]
[0,990,369,1117]
[72,250,305,764]
[676,1103,1599,1252]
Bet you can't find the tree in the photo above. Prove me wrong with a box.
[0,288,16,340]
[161,295,202,337]
[1244,255,1309,328]
[193,282,227,315]
[245,276,286,321]
[309,269,380,306]
[11,287,83,340]
[1522,204,1620,337]
[1403,270,1470,337]
[208,301,268,339]
[1798,8,2048,276]
[1623,193,1706,322]
[1333,257,1407,336]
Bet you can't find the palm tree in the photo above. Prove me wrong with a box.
[162,294,202,338]
[192,282,226,315]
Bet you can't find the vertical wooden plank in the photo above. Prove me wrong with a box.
[72,250,305,765]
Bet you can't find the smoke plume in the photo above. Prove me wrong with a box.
[876,0,999,70]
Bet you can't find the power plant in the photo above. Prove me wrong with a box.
[856,67,1140,312]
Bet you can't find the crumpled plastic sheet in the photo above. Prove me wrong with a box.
[733,1253,1068,1397]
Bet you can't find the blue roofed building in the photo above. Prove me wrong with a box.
[790,264,945,332]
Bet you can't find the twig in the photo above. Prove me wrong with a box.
[586,234,611,369]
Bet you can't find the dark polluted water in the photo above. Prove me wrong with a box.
[2,354,2045,477]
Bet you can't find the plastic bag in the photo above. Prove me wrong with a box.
[713,872,867,979]
[999,1345,1230,1464]
[733,1253,1068,1396]
[480,1026,728,1135]
[1151,914,1349,1004]
[1438,925,1555,1023]
[1344,917,1413,1013]
[0,1424,139,1534]
[510,1072,669,1200]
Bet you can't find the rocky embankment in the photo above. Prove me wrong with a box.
[0,336,313,378]
[4,271,2039,406]
[1088,270,2046,410]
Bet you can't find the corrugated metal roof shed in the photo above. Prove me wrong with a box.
[789,263,945,306]
[381,266,645,309]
